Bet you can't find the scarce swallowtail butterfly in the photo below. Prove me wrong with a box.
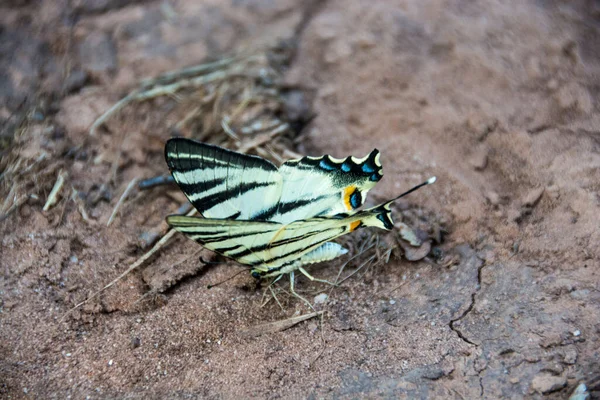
[165,138,435,301]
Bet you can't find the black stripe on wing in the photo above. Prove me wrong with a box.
[252,195,329,221]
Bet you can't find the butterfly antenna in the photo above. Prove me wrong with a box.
[206,268,249,289]
[392,176,436,201]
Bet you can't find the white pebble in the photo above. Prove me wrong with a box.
[314,293,328,304]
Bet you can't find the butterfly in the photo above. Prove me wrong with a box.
[165,138,435,302]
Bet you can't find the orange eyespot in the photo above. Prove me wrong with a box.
[343,185,356,210]
[349,221,360,231]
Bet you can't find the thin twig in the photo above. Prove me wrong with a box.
[107,178,139,226]
[239,311,324,338]
[43,169,67,211]
[89,93,138,136]
[221,116,241,141]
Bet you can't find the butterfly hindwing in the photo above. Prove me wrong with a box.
[166,202,393,272]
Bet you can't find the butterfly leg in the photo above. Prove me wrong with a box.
[289,271,316,312]
[298,267,337,287]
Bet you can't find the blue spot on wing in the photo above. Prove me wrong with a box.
[341,163,351,172]
[319,158,337,171]
[362,163,375,173]
[370,173,380,181]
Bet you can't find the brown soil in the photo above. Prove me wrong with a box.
[1,0,599,398]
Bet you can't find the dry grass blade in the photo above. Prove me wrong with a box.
[88,52,267,136]
[43,169,67,211]
[239,311,324,338]
[107,177,139,226]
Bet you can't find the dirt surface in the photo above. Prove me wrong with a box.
[1,0,599,398]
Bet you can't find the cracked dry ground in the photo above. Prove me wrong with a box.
[1,0,599,399]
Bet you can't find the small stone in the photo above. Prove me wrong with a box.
[397,222,422,246]
[540,333,562,348]
[510,377,520,384]
[131,337,141,349]
[531,373,566,394]
[389,299,396,305]
[400,240,431,261]
[547,185,560,199]
[485,191,501,206]
[108,359,113,366]
[570,383,589,399]
[508,207,523,223]
[522,187,544,207]
[314,293,328,304]
[570,289,590,300]
[555,83,593,115]
[562,345,577,364]
[525,56,542,79]
[468,147,488,171]
[572,329,581,337]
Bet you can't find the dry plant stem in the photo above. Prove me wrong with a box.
[139,54,246,87]
[61,207,197,320]
[330,243,376,289]
[89,93,137,136]
[89,67,243,135]
[336,254,377,286]
[71,188,92,223]
[237,123,289,154]
[107,177,139,226]
[240,311,324,337]
[269,285,285,312]
[0,194,30,222]
[43,169,67,211]
[221,116,241,141]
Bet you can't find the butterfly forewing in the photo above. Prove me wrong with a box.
[165,139,283,220]
[166,138,383,224]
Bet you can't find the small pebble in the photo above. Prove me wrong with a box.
[573,330,581,337]
[522,187,545,207]
[314,293,328,304]
[531,373,566,394]
[131,337,141,349]
[389,299,396,305]
[485,191,500,206]
[469,148,488,170]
